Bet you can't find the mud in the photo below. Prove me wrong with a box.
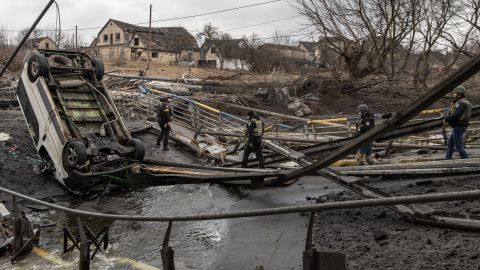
[312,176,480,270]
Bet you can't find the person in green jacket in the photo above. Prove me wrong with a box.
[241,111,265,168]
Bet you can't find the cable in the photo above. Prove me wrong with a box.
[63,0,283,32]
[224,15,302,32]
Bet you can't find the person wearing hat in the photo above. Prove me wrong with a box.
[356,103,375,165]
[155,98,173,150]
[242,110,265,168]
[444,85,472,159]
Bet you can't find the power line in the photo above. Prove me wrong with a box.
[67,0,283,32]
[2,0,286,35]
[142,0,282,25]
[224,15,302,32]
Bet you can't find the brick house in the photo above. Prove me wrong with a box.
[25,37,57,50]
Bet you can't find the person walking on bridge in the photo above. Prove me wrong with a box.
[155,98,173,151]
[356,103,375,166]
[445,85,472,159]
[242,111,265,168]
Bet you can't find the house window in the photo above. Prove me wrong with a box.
[134,38,139,46]
[115,33,121,41]
[103,34,108,42]
[152,51,159,58]
[45,42,49,49]
[211,47,216,54]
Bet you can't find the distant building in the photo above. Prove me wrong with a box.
[298,41,318,61]
[200,39,250,70]
[258,43,308,59]
[25,37,57,50]
[93,19,199,65]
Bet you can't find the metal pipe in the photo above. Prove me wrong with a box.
[1,186,480,221]
[0,0,55,78]
[204,99,309,122]
[106,72,203,84]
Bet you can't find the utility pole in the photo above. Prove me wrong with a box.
[75,25,78,50]
[146,4,152,75]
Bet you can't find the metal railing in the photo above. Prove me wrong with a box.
[109,86,479,147]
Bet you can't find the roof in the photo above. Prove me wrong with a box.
[89,38,98,48]
[318,36,346,44]
[259,43,305,52]
[298,41,317,53]
[101,19,198,52]
[203,39,246,51]
[201,39,248,57]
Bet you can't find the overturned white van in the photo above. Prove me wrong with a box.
[17,49,144,194]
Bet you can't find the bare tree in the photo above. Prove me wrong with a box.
[270,30,295,46]
[241,33,263,69]
[16,27,44,46]
[294,0,473,85]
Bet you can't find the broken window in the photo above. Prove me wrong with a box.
[134,38,139,46]
[115,33,121,41]
[211,47,216,54]
[103,34,108,42]
[152,51,159,58]
[45,42,49,49]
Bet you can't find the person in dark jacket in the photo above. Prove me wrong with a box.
[155,99,173,151]
[445,85,472,159]
[356,103,375,166]
[241,111,265,168]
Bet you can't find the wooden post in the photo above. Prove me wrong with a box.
[146,4,152,74]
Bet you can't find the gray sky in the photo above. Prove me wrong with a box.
[0,0,313,45]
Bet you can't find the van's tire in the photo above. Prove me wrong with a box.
[27,53,49,82]
[62,140,88,170]
[129,138,145,162]
[91,58,105,81]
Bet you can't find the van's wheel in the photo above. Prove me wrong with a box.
[27,53,49,82]
[129,138,145,162]
[62,140,88,170]
[91,58,105,81]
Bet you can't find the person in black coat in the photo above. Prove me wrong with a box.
[155,99,173,151]
[356,103,375,166]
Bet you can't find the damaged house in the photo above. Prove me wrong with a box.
[200,39,250,70]
[93,19,200,65]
